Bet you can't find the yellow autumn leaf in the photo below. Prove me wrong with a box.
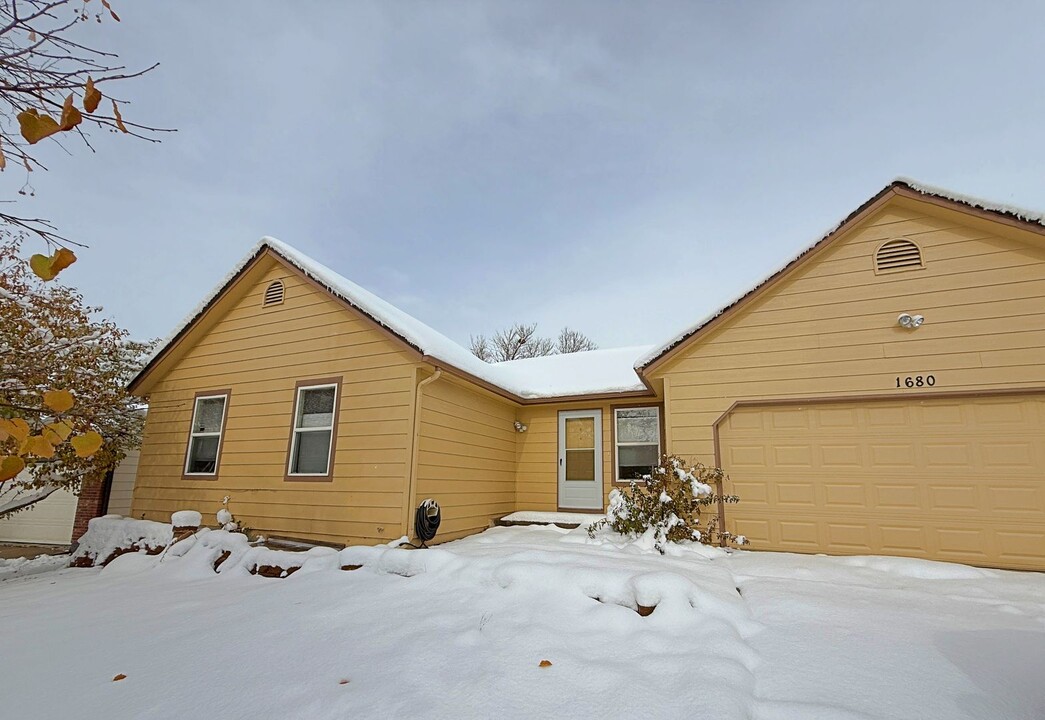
[0,418,31,444]
[42,421,74,445]
[43,389,75,413]
[50,248,77,274]
[70,431,104,458]
[84,77,102,114]
[59,94,83,131]
[17,108,61,145]
[21,435,55,458]
[0,141,6,171]
[29,253,57,280]
[0,456,26,482]
[112,100,128,133]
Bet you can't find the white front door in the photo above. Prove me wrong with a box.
[558,409,603,510]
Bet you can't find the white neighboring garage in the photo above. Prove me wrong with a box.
[0,488,79,545]
[0,450,140,546]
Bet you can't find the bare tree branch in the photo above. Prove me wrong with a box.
[0,0,172,254]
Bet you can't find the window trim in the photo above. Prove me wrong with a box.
[182,389,231,480]
[611,404,664,485]
[284,377,342,481]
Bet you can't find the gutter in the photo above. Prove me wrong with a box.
[402,368,442,538]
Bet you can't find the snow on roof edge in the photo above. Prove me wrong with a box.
[635,178,1045,370]
[893,177,1045,227]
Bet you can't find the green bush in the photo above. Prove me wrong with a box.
[588,454,745,553]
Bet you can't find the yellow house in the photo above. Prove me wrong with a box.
[129,179,1045,571]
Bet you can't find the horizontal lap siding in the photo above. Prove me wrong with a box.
[132,262,417,546]
[654,203,1045,474]
[416,377,517,542]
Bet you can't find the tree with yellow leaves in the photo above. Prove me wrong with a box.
[0,236,153,515]
[0,1,164,513]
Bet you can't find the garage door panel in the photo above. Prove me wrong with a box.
[777,520,820,548]
[773,445,812,467]
[923,443,971,466]
[918,403,966,426]
[727,445,766,467]
[878,524,927,554]
[988,485,1045,514]
[720,394,1045,571]
[820,444,863,467]
[827,523,873,550]
[873,483,922,511]
[775,482,816,507]
[823,483,866,507]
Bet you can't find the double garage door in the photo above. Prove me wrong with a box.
[718,393,1045,571]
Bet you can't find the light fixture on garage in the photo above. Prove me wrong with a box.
[897,313,925,329]
[513,421,528,433]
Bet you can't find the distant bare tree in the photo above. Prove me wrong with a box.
[556,326,598,354]
[469,333,493,362]
[470,323,598,362]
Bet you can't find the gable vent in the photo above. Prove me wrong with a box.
[263,279,285,307]
[875,239,923,273]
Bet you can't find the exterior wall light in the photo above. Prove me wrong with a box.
[513,421,528,433]
[897,312,925,329]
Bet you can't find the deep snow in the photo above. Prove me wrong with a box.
[1,525,1043,720]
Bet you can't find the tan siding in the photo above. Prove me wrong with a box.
[415,376,518,542]
[132,261,417,546]
[649,199,1045,567]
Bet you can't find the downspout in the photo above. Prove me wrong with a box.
[403,368,442,539]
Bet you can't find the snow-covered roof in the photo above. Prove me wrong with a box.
[635,178,1045,370]
[488,345,652,399]
[135,237,652,401]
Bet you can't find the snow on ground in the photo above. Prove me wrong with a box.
[0,552,70,581]
[499,510,606,525]
[1,526,1043,720]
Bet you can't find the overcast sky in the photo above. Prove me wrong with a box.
[10,1,1045,351]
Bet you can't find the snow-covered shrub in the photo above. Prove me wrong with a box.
[588,454,745,553]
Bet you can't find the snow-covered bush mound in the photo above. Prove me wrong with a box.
[588,454,744,553]
[71,515,173,567]
[150,528,340,579]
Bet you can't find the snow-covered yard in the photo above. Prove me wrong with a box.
[1,525,1043,720]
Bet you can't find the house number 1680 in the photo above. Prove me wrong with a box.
[896,375,935,388]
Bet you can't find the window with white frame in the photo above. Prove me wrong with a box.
[185,394,228,475]
[614,407,661,482]
[288,382,338,476]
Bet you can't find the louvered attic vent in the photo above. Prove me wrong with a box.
[875,239,923,273]
[263,279,285,307]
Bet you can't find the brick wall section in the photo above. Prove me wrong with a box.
[71,475,109,545]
